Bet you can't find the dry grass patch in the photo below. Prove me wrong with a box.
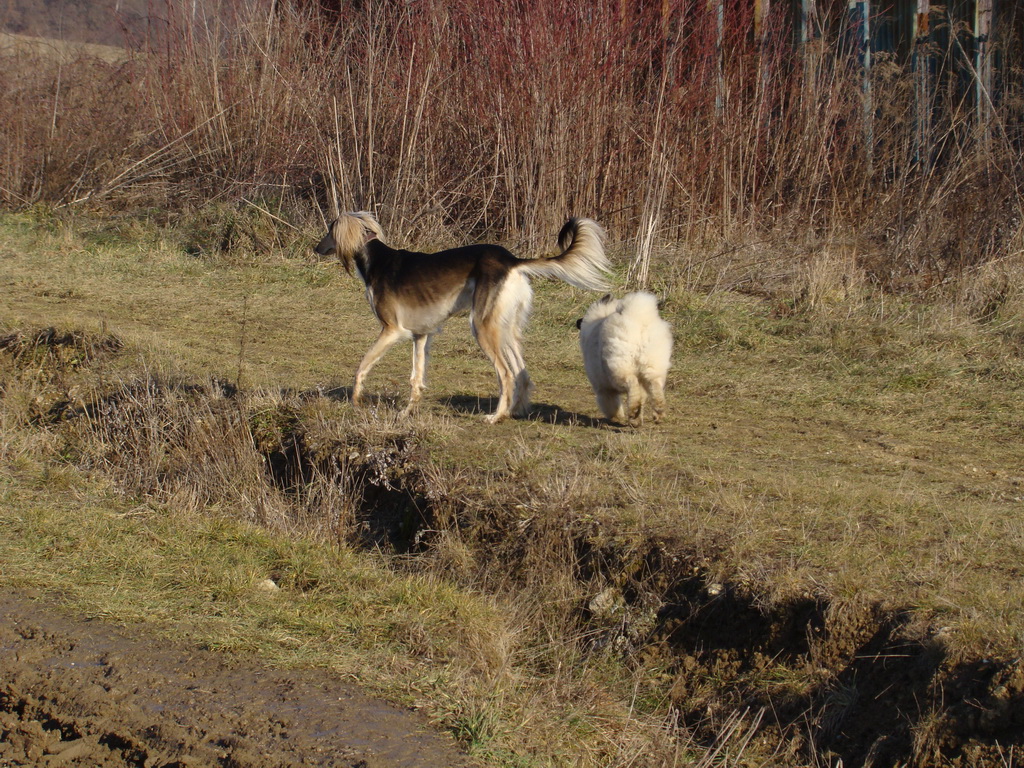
[0,32,127,63]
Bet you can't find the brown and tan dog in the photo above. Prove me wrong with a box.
[315,212,610,423]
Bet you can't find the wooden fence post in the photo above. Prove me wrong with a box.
[848,0,873,171]
[975,0,994,148]
[710,0,724,115]
[913,0,932,169]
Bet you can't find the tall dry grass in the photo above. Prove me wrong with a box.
[0,0,1021,287]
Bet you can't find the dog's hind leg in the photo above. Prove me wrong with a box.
[352,324,407,406]
[646,375,667,423]
[595,388,623,423]
[510,367,534,418]
[504,331,533,418]
[504,275,534,418]
[473,318,515,424]
[471,277,524,424]
[624,378,647,427]
[401,333,431,416]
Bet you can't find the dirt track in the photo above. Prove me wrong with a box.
[0,592,473,767]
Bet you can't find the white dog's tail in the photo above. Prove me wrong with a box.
[618,291,663,323]
[515,218,611,292]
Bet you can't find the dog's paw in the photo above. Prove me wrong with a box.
[483,412,507,425]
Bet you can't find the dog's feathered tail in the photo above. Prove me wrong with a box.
[515,218,611,292]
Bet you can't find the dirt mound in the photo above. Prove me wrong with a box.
[0,592,473,768]
[0,327,123,367]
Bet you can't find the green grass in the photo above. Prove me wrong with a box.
[2,209,1024,763]
[0,459,517,748]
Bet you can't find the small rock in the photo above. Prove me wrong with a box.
[588,587,623,618]
[46,739,93,765]
[256,579,280,592]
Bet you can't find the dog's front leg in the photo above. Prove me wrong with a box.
[401,334,431,416]
[352,325,405,406]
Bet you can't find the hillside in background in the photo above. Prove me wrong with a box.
[2,0,162,47]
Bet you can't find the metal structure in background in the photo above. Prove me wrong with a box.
[913,0,933,166]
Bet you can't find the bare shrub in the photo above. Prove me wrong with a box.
[955,249,1024,327]
[2,1,1022,288]
[802,247,868,313]
[66,376,293,526]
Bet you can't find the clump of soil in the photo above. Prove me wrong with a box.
[586,545,1024,768]
[0,327,123,368]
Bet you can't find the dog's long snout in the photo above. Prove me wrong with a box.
[314,230,337,256]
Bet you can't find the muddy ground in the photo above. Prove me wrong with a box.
[0,591,474,768]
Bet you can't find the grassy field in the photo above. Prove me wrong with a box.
[2,209,1024,766]
[0,31,128,62]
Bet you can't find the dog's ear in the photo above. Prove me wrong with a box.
[600,293,613,304]
[351,211,384,244]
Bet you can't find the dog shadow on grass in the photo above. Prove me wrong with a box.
[299,385,393,404]
[441,394,604,428]
[311,386,408,411]
[311,384,352,402]
[298,386,619,429]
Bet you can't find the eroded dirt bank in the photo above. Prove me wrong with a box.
[0,592,473,768]
[4,328,1023,767]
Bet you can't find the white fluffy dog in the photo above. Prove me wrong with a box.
[577,291,672,426]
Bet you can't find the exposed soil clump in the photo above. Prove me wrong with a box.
[0,327,123,361]
[604,548,1024,768]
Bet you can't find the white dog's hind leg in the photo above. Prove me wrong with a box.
[595,388,622,423]
[624,377,647,427]
[647,375,667,423]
